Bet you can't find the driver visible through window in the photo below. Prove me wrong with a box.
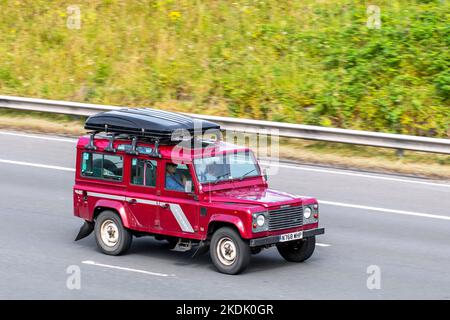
[194,151,260,184]
[165,163,193,192]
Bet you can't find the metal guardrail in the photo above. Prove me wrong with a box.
[0,95,449,154]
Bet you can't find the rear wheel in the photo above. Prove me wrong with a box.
[276,236,316,262]
[210,227,250,275]
[94,210,132,255]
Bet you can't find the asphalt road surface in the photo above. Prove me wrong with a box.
[0,130,449,299]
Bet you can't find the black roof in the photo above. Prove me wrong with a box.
[85,108,221,143]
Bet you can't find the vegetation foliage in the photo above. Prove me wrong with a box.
[0,0,448,136]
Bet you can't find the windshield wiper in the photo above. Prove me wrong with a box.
[239,168,256,180]
[213,173,230,184]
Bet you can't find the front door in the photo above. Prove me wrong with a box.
[158,161,199,237]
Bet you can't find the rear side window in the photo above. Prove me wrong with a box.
[81,152,123,181]
[131,159,157,187]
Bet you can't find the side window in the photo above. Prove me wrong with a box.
[131,159,157,187]
[165,163,193,193]
[81,152,123,181]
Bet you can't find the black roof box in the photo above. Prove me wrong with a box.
[84,108,221,143]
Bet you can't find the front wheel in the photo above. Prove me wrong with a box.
[210,227,250,275]
[94,210,132,255]
[276,236,316,262]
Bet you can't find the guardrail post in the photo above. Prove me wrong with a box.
[396,148,404,158]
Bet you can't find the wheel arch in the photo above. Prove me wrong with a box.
[92,199,134,228]
[207,214,248,239]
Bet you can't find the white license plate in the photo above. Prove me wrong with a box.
[279,231,303,242]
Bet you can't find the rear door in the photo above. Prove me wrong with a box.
[125,157,160,232]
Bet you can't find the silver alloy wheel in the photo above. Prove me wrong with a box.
[100,219,119,247]
[216,237,237,266]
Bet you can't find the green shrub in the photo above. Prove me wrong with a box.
[0,0,448,136]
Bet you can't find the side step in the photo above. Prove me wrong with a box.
[171,239,193,252]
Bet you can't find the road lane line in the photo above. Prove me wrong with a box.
[316,243,331,247]
[0,131,76,143]
[0,159,75,172]
[320,200,450,221]
[1,130,448,188]
[261,162,450,188]
[1,158,449,222]
[82,260,174,277]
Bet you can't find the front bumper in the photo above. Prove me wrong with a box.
[249,228,325,247]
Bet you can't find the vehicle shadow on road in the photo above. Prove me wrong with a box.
[128,237,211,265]
[74,235,320,275]
[126,237,306,275]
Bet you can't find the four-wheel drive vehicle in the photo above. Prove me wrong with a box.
[74,108,325,274]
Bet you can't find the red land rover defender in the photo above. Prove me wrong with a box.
[74,108,324,274]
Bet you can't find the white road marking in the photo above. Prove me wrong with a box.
[320,200,450,221]
[0,131,76,143]
[82,260,174,277]
[316,243,331,247]
[1,130,448,188]
[1,158,449,222]
[0,159,75,172]
[260,162,450,188]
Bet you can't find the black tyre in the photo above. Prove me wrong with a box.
[94,210,132,255]
[276,236,316,262]
[210,227,250,275]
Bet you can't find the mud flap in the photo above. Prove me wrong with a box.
[74,221,94,241]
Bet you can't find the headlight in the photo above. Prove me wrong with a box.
[304,207,312,219]
[256,214,265,227]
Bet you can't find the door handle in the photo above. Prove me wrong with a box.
[160,203,170,209]
[128,198,137,205]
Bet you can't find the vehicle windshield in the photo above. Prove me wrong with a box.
[194,151,260,184]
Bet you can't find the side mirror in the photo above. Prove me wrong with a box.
[184,180,193,193]
[263,168,268,181]
[185,181,198,200]
[188,192,198,201]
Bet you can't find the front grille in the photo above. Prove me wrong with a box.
[268,205,303,231]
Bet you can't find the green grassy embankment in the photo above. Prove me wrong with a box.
[0,0,448,136]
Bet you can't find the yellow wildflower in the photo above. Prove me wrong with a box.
[169,11,181,21]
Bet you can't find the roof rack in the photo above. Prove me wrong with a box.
[83,108,221,155]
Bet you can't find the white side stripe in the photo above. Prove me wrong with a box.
[88,192,125,201]
[127,198,158,206]
[166,203,195,233]
[87,192,194,233]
